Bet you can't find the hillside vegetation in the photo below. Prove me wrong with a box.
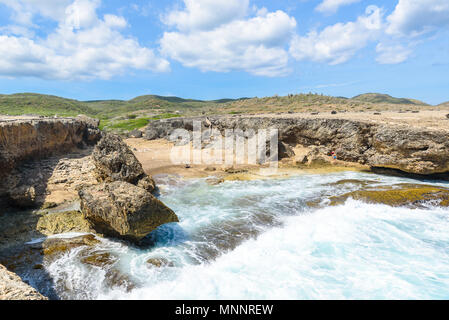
[352,93,428,105]
[0,92,441,133]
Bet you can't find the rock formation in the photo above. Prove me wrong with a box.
[0,116,101,207]
[79,181,178,242]
[0,264,47,300]
[145,116,449,177]
[79,133,178,242]
[0,116,101,179]
[92,133,155,193]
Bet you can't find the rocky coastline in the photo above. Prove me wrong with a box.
[1,113,449,299]
[0,116,178,300]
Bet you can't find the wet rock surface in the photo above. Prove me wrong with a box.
[327,184,449,208]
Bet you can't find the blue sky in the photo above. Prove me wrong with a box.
[0,0,448,104]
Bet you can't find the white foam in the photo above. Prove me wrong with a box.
[42,171,449,299]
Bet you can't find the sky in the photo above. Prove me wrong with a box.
[0,0,448,105]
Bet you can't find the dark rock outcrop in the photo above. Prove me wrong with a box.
[79,181,179,242]
[145,116,449,177]
[92,134,155,193]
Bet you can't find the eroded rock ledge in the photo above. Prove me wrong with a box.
[0,116,102,206]
[145,115,449,177]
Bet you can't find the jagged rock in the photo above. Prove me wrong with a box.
[0,264,47,300]
[92,133,155,193]
[446,114,449,119]
[79,181,179,242]
[76,115,100,129]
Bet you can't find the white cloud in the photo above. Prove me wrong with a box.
[386,0,449,36]
[164,0,250,32]
[290,5,383,65]
[0,0,170,80]
[0,0,73,25]
[375,43,412,64]
[316,0,361,15]
[160,0,296,77]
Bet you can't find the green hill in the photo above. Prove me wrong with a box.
[0,93,97,117]
[0,92,441,132]
[351,93,429,105]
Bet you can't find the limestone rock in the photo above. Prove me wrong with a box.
[0,116,101,206]
[92,133,155,193]
[145,115,449,177]
[36,211,94,236]
[79,181,179,242]
[328,184,449,208]
[0,264,47,300]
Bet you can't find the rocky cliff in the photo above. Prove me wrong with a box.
[0,116,100,178]
[145,115,449,177]
[0,116,101,207]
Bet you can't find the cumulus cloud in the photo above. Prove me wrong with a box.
[316,0,361,15]
[0,0,169,80]
[375,42,412,64]
[290,5,383,65]
[160,0,296,77]
[0,0,73,25]
[386,0,449,36]
[164,0,250,32]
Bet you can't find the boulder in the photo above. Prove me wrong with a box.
[446,114,449,119]
[129,130,143,138]
[79,181,179,242]
[92,133,155,193]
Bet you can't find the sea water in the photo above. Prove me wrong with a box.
[40,171,449,299]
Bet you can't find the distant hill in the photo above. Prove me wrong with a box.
[0,92,440,133]
[351,93,429,105]
[438,101,449,107]
[0,93,97,117]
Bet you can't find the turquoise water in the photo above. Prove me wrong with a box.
[42,171,449,299]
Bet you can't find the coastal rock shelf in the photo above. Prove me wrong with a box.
[145,115,449,177]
